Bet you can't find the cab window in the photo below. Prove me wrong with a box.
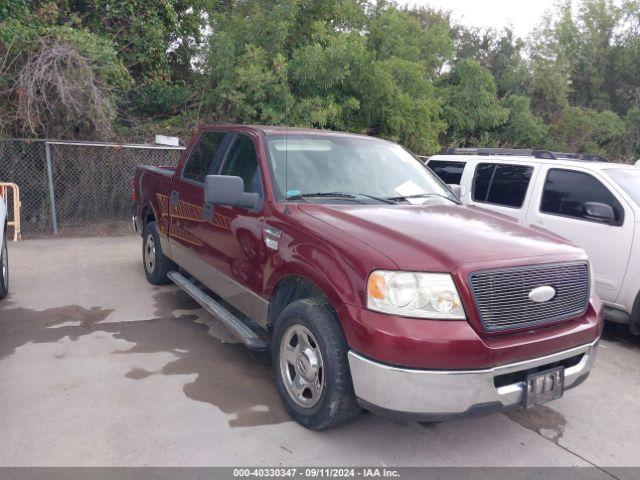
[540,169,624,225]
[220,134,264,198]
[472,163,533,208]
[182,132,227,183]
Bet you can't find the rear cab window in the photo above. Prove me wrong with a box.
[472,162,534,208]
[540,168,624,225]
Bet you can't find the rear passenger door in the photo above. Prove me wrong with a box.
[168,130,232,273]
[465,161,539,222]
[526,166,633,303]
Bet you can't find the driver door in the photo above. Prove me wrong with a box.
[197,133,270,326]
[525,166,634,303]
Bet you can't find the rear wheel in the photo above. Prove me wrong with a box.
[0,235,8,299]
[272,298,360,430]
[142,221,175,285]
[630,290,640,336]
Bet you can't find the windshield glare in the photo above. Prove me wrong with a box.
[606,168,640,206]
[265,134,455,204]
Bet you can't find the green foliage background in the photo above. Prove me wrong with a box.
[1,0,639,161]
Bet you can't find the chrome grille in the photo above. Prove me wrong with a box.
[469,262,589,332]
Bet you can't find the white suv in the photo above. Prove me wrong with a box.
[425,148,640,334]
[0,195,8,299]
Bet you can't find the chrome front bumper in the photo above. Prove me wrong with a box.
[348,339,598,420]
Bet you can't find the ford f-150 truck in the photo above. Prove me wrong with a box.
[133,125,603,430]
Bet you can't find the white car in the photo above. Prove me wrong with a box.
[0,196,7,299]
[425,148,640,335]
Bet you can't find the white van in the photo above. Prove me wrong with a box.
[425,148,640,334]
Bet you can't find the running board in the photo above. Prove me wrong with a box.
[167,271,268,351]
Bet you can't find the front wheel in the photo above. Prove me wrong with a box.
[0,235,8,299]
[272,298,360,430]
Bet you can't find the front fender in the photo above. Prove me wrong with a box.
[264,238,364,316]
[262,204,397,332]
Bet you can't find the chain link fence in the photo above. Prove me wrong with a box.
[0,139,184,235]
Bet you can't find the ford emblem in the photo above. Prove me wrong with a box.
[529,285,556,303]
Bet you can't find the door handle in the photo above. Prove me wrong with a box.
[203,203,214,222]
[170,190,179,206]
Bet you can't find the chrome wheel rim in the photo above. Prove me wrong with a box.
[144,234,156,274]
[279,324,325,408]
[1,241,7,291]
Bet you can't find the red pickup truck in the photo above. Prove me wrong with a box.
[133,125,603,430]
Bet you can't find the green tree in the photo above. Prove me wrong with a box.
[441,59,508,146]
[498,95,548,148]
[530,0,629,113]
[547,106,626,158]
[367,1,454,77]
[361,57,444,153]
[287,33,370,130]
[624,106,640,161]
[528,58,570,122]
[454,26,529,97]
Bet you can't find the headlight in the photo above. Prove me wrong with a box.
[367,270,466,319]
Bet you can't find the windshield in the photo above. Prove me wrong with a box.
[605,168,640,206]
[265,134,456,204]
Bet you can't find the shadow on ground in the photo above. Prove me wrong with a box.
[601,322,640,349]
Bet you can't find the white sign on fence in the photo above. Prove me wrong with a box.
[155,135,181,147]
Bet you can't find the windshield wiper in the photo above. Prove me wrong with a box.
[287,192,396,205]
[385,192,461,205]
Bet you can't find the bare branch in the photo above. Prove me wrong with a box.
[11,38,114,139]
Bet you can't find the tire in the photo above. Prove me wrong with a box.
[630,290,640,336]
[0,235,8,300]
[142,221,175,285]
[272,297,360,430]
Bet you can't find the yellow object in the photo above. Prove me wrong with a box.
[0,182,21,241]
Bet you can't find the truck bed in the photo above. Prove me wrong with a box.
[134,164,178,238]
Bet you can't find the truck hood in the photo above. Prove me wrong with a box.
[298,203,586,271]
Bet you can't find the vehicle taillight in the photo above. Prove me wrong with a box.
[132,175,139,202]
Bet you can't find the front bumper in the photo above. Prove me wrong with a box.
[348,339,598,421]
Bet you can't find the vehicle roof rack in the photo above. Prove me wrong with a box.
[439,147,609,162]
[550,152,610,162]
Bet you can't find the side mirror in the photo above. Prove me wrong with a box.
[583,201,616,224]
[204,175,259,210]
[448,184,462,200]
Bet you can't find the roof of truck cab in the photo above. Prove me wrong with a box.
[206,124,391,141]
[428,154,637,172]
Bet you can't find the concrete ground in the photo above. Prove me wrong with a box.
[0,236,639,468]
